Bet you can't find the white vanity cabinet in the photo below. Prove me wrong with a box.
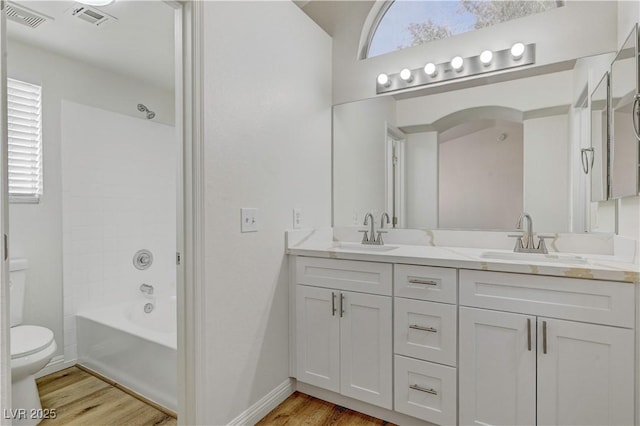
[393,264,458,425]
[459,270,635,426]
[290,253,637,426]
[295,257,393,409]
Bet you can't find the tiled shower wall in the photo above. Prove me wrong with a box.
[61,100,176,360]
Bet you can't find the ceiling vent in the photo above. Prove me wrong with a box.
[6,2,53,29]
[69,4,117,27]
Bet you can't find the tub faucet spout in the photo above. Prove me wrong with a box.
[140,283,154,295]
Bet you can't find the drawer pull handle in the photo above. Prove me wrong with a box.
[527,318,531,351]
[408,278,438,286]
[409,384,438,395]
[409,324,438,333]
[542,320,548,354]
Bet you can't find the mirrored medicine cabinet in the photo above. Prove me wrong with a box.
[610,24,640,199]
[589,72,609,203]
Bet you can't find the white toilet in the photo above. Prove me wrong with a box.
[10,258,57,426]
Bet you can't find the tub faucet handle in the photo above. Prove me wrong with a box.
[140,283,154,295]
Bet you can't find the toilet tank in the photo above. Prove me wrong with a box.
[9,258,28,327]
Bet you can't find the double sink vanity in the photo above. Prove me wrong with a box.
[294,15,640,425]
[287,227,640,425]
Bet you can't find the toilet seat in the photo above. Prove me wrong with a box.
[11,326,54,359]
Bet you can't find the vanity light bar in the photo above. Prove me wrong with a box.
[376,43,535,94]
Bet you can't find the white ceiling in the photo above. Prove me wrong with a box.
[6,0,175,90]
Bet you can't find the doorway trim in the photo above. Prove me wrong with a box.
[177,1,205,424]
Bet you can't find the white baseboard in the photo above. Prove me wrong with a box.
[227,378,294,426]
[34,356,76,379]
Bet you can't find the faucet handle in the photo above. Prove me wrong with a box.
[358,230,369,244]
[536,236,553,254]
[507,234,525,251]
[375,230,388,245]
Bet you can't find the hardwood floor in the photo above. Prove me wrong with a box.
[36,366,176,426]
[257,392,396,426]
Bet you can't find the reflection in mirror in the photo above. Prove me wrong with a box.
[333,52,628,233]
[611,25,639,198]
[333,66,585,232]
[438,116,523,229]
[590,72,609,202]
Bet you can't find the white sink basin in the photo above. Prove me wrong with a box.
[333,243,399,252]
[481,251,589,265]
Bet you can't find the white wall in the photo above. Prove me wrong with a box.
[617,1,640,49]
[524,114,571,232]
[303,1,618,104]
[6,39,174,358]
[61,101,175,361]
[333,96,395,226]
[405,132,437,229]
[202,2,332,424]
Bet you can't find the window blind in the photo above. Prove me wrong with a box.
[7,78,42,202]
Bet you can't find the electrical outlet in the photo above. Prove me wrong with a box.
[241,208,258,232]
[293,208,302,229]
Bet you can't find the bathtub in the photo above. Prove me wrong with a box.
[76,297,177,412]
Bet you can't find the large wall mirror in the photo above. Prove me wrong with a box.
[333,53,616,233]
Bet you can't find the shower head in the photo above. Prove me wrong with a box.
[137,103,156,120]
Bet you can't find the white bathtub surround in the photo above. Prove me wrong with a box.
[77,314,176,411]
[61,100,176,362]
[287,228,639,283]
[76,296,177,410]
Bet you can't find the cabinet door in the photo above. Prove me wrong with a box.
[296,285,340,392]
[537,318,634,426]
[459,307,536,426]
[340,291,392,409]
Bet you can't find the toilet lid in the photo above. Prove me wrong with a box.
[11,325,54,359]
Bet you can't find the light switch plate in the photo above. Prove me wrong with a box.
[293,208,302,229]
[241,208,258,232]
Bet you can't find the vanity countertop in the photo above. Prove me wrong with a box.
[286,229,640,283]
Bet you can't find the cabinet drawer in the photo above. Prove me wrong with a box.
[394,355,457,426]
[394,265,457,304]
[394,298,457,366]
[296,257,392,296]
[460,270,635,328]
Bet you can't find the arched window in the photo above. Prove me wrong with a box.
[365,0,563,58]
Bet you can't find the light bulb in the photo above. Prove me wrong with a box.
[400,68,413,82]
[480,50,493,65]
[510,42,525,60]
[377,73,390,86]
[451,56,464,71]
[423,62,437,77]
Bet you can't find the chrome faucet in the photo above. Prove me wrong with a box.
[509,212,549,254]
[360,213,376,244]
[517,213,535,250]
[140,283,154,296]
[377,213,390,244]
[359,212,390,245]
